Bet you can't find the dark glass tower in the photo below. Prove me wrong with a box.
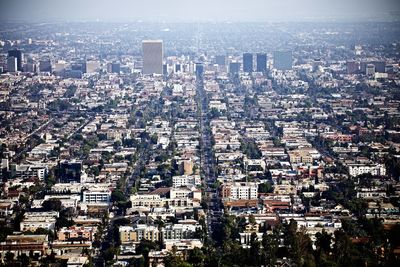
[8,49,23,71]
[243,53,253,73]
[256,53,267,72]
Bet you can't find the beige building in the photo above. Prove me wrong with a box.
[142,40,163,75]
[57,226,97,242]
[119,225,160,244]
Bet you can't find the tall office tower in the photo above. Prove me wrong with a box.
[7,57,17,72]
[256,53,267,72]
[366,64,375,77]
[372,61,386,73]
[107,62,121,74]
[273,51,293,70]
[229,62,240,74]
[24,63,36,73]
[385,64,394,74]
[215,55,226,66]
[346,61,359,74]
[8,49,23,71]
[85,60,100,74]
[142,40,163,75]
[175,64,181,73]
[195,63,204,80]
[163,64,168,76]
[243,53,253,73]
[39,60,52,72]
[58,160,82,183]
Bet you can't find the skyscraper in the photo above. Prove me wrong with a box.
[85,60,100,74]
[39,60,52,72]
[229,62,240,74]
[142,40,163,75]
[256,53,267,72]
[215,55,226,66]
[273,51,293,70]
[8,49,23,71]
[7,57,17,73]
[195,63,204,80]
[243,53,253,73]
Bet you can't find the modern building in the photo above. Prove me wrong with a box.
[111,62,121,73]
[346,61,360,74]
[57,226,96,242]
[366,64,375,77]
[172,175,201,188]
[347,163,386,177]
[39,60,52,72]
[195,63,204,80]
[85,60,100,74]
[142,40,163,75]
[58,160,82,183]
[243,53,253,73]
[161,224,200,240]
[229,62,240,74]
[82,190,111,204]
[215,55,226,66]
[119,225,160,244]
[7,57,17,73]
[221,182,258,200]
[256,53,267,72]
[11,164,48,181]
[273,51,293,70]
[8,49,23,71]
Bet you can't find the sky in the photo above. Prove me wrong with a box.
[0,0,399,22]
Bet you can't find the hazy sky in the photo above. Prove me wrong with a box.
[1,0,399,22]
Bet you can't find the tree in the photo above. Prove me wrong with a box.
[5,251,14,263]
[135,240,159,266]
[42,199,62,212]
[111,189,126,203]
[17,254,30,266]
[333,230,353,266]
[258,182,273,193]
[187,247,205,267]
[248,214,256,225]
[315,230,332,255]
[261,230,279,267]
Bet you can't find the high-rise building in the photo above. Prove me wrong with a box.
[215,55,226,66]
[366,64,375,77]
[8,49,23,71]
[385,64,394,74]
[195,63,204,80]
[175,64,181,73]
[229,62,240,74]
[39,60,52,72]
[142,40,163,75]
[346,61,359,74]
[243,53,253,73]
[256,53,267,72]
[107,62,121,74]
[24,63,36,73]
[273,51,293,70]
[85,60,100,74]
[7,57,17,73]
[163,64,168,76]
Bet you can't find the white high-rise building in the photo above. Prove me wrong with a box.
[85,60,100,74]
[142,40,163,75]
